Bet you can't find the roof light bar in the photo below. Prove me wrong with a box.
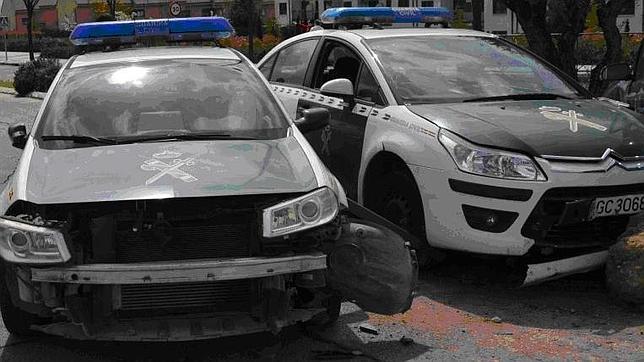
[69,17,234,46]
[320,7,452,26]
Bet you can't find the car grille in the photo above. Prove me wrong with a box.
[522,184,644,248]
[115,219,252,263]
[117,280,253,316]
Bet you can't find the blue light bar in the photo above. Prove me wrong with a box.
[70,17,234,46]
[320,7,452,25]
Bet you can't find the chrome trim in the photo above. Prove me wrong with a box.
[549,158,644,173]
[31,253,327,285]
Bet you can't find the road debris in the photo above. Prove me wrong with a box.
[400,336,414,345]
[358,323,379,335]
[491,316,502,323]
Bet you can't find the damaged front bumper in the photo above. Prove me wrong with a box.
[31,253,327,285]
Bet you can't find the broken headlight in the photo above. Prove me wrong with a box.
[439,129,546,181]
[0,217,71,264]
[262,187,339,237]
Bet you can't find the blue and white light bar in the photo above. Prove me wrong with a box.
[69,17,234,46]
[320,7,452,26]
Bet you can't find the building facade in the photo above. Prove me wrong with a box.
[0,0,275,34]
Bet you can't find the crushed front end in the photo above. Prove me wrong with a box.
[0,193,416,341]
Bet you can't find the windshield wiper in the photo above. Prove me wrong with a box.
[115,132,258,144]
[40,135,119,145]
[462,93,575,103]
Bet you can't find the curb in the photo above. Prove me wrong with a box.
[0,86,46,100]
[0,61,21,66]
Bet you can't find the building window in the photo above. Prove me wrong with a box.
[454,0,472,12]
[398,0,409,7]
[20,17,28,25]
[343,1,352,7]
[492,0,506,14]
[421,1,434,6]
[279,2,287,15]
[619,1,635,15]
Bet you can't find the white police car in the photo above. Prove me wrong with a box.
[259,7,644,283]
[0,17,416,340]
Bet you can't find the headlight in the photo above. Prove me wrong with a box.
[439,129,546,181]
[262,187,339,237]
[0,218,71,264]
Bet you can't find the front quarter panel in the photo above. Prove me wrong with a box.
[359,106,447,202]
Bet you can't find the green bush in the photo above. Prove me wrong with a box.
[40,45,76,59]
[13,58,61,96]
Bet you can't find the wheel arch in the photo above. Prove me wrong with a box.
[362,151,421,211]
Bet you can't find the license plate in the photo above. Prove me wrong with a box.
[590,194,644,219]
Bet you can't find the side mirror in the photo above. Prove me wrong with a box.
[600,63,633,81]
[295,107,329,133]
[7,124,27,149]
[320,78,354,99]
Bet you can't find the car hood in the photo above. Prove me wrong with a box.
[23,137,318,204]
[408,99,644,159]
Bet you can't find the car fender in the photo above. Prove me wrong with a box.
[358,106,448,203]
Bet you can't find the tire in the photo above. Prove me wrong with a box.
[308,294,342,328]
[0,269,39,336]
[367,167,432,265]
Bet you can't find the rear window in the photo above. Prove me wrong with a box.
[37,58,288,147]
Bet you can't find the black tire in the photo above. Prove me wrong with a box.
[0,269,39,336]
[367,167,431,264]
[308,294,342,328]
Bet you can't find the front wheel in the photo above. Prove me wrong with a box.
[367,167,432,265]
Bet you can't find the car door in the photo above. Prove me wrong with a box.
[297,39,385,200]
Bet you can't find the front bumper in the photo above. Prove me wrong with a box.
[31,253,327,285]
[412,160,643,256]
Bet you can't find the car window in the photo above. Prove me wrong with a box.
[270,39,318,85]
[313,40,362,89]
[37,58,289,148]
[367,36,582,104]
[259,53,277,79]
[356,66,384,105]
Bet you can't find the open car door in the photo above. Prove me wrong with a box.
[325,201,418,315]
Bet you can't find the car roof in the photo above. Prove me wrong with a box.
[70,46,240,68]
[349,27,497,39]
[309,27,496,41]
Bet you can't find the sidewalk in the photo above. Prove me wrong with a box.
[0,51,41,65]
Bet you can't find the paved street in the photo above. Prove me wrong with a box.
[0,52,41,66]
[0,93,642,361]
[0,64,17,82]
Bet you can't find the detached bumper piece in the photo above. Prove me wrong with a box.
[522,250,608,286]
[31,253,327,284]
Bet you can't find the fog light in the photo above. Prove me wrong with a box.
[485,214,498,227]
[462,205,518,233]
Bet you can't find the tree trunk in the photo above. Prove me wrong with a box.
[504,0,562,69]
[109,0,116,18]
[247,0,255,62]
[589,0,628,95]
[552,0,592,79]
[472,0,483,31]
[26,7,34,61]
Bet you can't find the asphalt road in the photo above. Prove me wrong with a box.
[0,93,642,361]
[0,65,17,82]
